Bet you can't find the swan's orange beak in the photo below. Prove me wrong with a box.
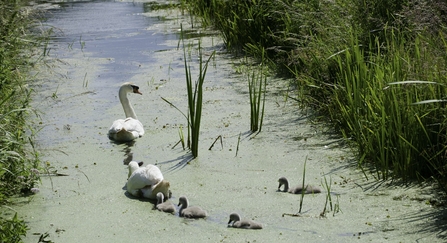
[131,85,142,95]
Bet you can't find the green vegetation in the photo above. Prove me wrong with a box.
[298,157,307,214]
[248,70,266,133]
[184,0,447,187]
[247,50,267,133]
[0,0,44,241]
[184,41,214,157]
[162,26,215,158]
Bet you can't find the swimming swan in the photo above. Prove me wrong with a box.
[278,177,321,194]
[126,161,170,200]
[178,196,207,219]
[108,82,144,142]
[155,192,176,214]
[228,213,263,229]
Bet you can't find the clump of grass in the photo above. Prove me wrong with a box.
[162,25,215,158]
[247,49,267,133]
[327,31,447,181]
[0,1,43,200]
[0,0,46,241]
[248,68,267,133]
[0,213,28,243]
[185,0,447,187]
[320,176,332,216]
[178,125,186,150]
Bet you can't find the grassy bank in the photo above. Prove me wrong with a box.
[185,0,447,187]
[0,0,43,241]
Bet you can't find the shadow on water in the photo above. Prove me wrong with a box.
[403,207,447,241]
[157,153,195,173]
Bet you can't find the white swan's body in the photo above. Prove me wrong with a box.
[126,161,170,200]
[108,82,144,142]
[178,196,207,219]
[228,213,263,229]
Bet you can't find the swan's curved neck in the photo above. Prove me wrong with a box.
[119,87,138,120]
[179,198,189,212]
[282,181,289,191]
[128,162,139,178]
[157,193,164,204]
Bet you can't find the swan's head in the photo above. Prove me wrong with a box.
[278,177,288,190]
[121,82,142,95]
[177,196,189,208]
[128,161,140,178]
[228,213,242,224]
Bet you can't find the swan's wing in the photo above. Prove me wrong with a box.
[108,118,143,141]
[144,164,164,184]
[122,118,144,137]
[108,119,126,134]
[127,168,153,193]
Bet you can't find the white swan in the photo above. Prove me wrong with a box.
[228,213,263,229]
[126,161,170,200]
[277,177,321,194]
[108,82,144,142]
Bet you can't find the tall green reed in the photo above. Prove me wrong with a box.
[248,49,267,133]
[328,30,447,181]
[248,69,266,133]
[185,0,447,184]
[184,41,215,157]
[298,157,307,214]
[162,25,215,158]
[0,0,43,200]
[1,0,46,240]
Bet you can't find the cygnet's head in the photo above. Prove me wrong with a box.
[177,196,189,207]
[228,213,241,224]
[277,177,288,189]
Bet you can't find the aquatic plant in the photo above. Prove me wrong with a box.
[0,213,28,243]
[246,47,267,133]
[0,0,47,240]
[162,25,215,158]
[235,132,241,157]
[327,31,447,181]
[185,0,447,187]
[184,41,215,157]
[320,175,332,217]
[248,68,266,133]
[298,157,307,214]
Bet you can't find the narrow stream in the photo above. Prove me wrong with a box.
[11,0,445,242]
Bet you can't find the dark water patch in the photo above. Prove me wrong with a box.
[42,0,180,93]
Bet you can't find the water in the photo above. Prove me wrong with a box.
[9,0,445,242]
